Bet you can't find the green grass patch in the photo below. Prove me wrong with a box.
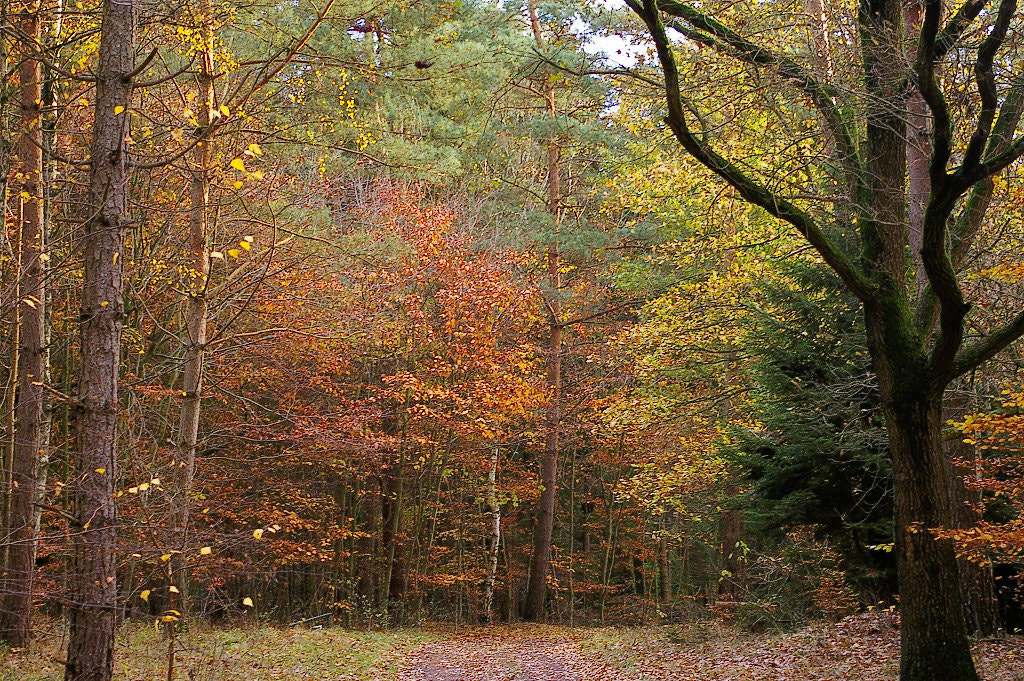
[1,619,437,681]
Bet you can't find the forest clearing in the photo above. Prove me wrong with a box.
[3,0,1024,679]
[3,616,1024,681]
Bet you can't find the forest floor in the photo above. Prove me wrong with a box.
[3,613,1023,681]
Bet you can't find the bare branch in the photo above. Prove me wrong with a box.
[953,310,1024,377]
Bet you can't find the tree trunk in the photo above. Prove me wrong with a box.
[657,515,671,608]
[882,387,978,681]
[717,486,745,600]
[169,0,214,615]
[65,0,134,678]
[0,1,46,646]
[523,0,562,623]
[483,445,500,623]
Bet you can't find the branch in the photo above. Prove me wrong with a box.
[953,310,1024,377]
[558,298,642,328]
[935,0,989,61]
[627,0,872,301]
[957,0,1017,178]
[952,76,1024,267]
[916,0,953,188]
[656,0,861,192]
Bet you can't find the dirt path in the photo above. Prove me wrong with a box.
[399,629,608,681]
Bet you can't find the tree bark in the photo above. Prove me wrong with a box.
[65,0,134,678]
[881,389,977,680]
[0,0,46,646]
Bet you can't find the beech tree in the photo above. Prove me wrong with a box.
[626,0,1024,679]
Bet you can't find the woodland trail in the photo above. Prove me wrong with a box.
[399,627,618,681]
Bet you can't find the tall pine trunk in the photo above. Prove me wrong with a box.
[65,0,134,678]
[0,1,46,646]
[523,0,563,622]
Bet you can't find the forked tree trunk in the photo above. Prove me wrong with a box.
[0,1,46,647]
[65,0,134,678]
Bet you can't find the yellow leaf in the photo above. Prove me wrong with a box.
[154,619,160,632]
[252,528,264,540]
[202,507,210,514]
[248,143,263,156]
[94,468,106,474]
[200,546,212,555]
[239,240,251,251]
[230,158,246,172]
[114,105,125,115]
[232,181,244,189]
[242,597,254,607]
[39,253,50,261]
[140,589,151,602]
[227,248,240,258]
[160,614,179,623]
[161,554,171,562]
[100,301,109,307]
[168,585,180,594]
[219,104,230,117]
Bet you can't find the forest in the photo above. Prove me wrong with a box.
[1,0,1023,680]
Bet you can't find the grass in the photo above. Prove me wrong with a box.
[1,618,437,681]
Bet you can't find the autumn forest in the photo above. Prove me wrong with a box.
[1,0,1024,680]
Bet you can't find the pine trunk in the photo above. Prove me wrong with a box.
[65,0,134,678]
[0,3,45,646]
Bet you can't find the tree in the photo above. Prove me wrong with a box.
[731,261,896,603]
[626,0,1024,678]
[65,0,134,677]
[0,0,47,647]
